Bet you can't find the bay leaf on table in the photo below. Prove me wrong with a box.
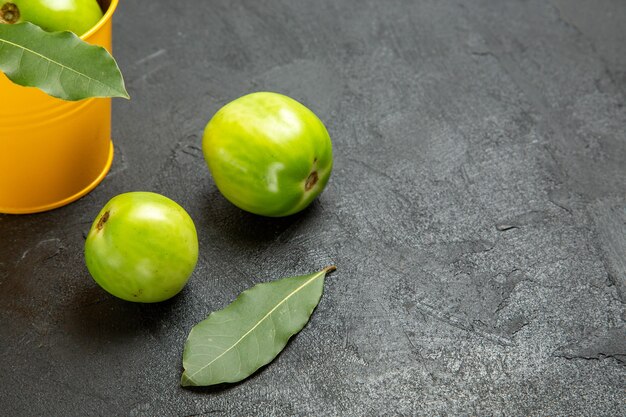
[0,22,128,101]
[181,266,336,387]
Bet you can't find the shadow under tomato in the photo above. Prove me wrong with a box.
[64,281,189,344]
[199,187,323,246]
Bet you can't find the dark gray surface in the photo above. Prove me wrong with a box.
[1,0,625,415]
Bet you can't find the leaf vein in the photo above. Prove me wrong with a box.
[0,37,120,93]
[186,271,325,380]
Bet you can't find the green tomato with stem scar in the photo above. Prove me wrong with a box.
[202,92,333,217]
[0,0,104,36]
[84,192,198,303]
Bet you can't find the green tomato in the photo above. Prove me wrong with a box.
[203,92,333,217]
[84,192,199,303]
[1,0,103,36]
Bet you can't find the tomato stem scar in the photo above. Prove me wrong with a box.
[305,171,319,191]
[97,211,110,231]
[0,3,20,24]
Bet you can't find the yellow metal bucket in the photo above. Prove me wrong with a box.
[0,0,119,214]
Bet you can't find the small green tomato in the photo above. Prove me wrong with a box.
[1,0,104,36]
[203,92,333,217]
[84,192,198,303]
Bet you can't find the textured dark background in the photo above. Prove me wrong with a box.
[1,0,625,415]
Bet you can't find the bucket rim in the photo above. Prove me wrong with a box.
[82,0,119,41]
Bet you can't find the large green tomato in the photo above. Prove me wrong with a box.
[84,192,198,303]
[1,0,103,36]
[203,92,333,217]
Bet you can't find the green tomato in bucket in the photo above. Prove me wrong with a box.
[84,192,198,303]
[0,0,104,36]
[202,92,333,217]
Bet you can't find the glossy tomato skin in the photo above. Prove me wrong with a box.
[203,92,333,217]
[8,0,103,36]
[84,192,198,303]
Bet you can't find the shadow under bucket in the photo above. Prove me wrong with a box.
[0,0,119,214]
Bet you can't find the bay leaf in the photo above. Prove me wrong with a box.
[0,22,128,101]
[181,266,336,387]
